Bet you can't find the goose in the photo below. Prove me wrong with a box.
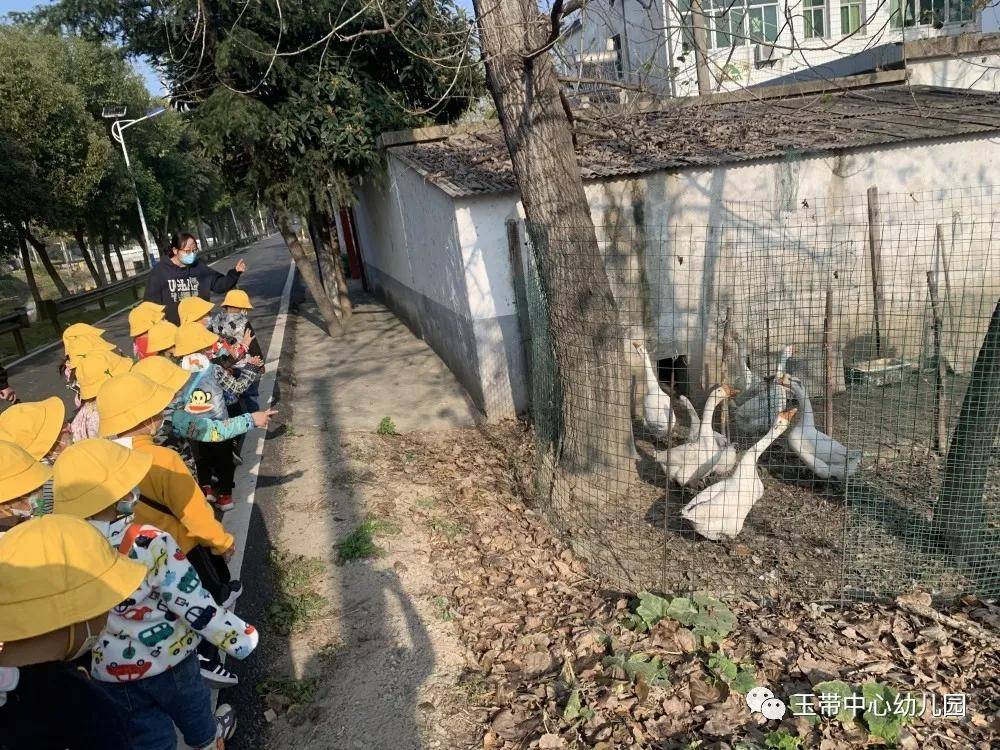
[734,338,759,393]
[778,373,862,482]
[733,344,794,434]
[678,395,701,441]
[681,407,797,541]
[656,385,739,485]
[632,342,674,438]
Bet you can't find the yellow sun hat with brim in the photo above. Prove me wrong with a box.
[0,397,66,460]
[128,301,166,337]
[53,439,153,520]
[172,322,219,357]
[0,441,52,504]
[177,296,215,325]
[97,372,178,438]
[0,515,147,642]
[75,352,133,401]
[222,289,253,310]
[61,322,106,343]
[145,320,178,354]
[65,335,116,361]
[132,355,190,394]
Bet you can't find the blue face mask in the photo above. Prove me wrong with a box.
[179,251,196,266]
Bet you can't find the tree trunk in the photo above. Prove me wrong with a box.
[473,0,634,482]
[196,220,210,253]
[205,219,219,248]
[305,207,332,303]
[22,225,70,297]
[73,223,104,286]
[101,234,118,282]
[934,297,1000,563]
[16,231,43,311]
[319,200,353,319]
[276,209,343,337]
[113,241,127,278]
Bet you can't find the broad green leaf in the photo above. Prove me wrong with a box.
[813,680,858,724]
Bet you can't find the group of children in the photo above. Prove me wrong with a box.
[0,287,275,749]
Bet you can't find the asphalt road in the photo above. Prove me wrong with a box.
[1,233,299,748]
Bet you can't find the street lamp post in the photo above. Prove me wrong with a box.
[103,105,165,266]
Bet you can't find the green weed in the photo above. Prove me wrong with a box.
[257,677,319,706]
[415,496,437,510]
[267,551,329,635]
[376,416,397,436]
[336,516,401,562]
[430,595,454,621]
[427,517,465,541]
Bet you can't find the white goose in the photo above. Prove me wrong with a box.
[681,407,797,541]
[734,338,759,393]
[678,395,701,441]
[632,342,674,438]
[779,373,862,481]
[733,344,794,434]
[656,386,739,485]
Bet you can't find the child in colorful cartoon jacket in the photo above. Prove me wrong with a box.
[171,323,263,512]
[53,438,257,749]
[178,296,253,365]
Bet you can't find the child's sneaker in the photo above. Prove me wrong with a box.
[215,703,237,741]
[200,653,239,687]
[201,485,217,503]
[214,493,234,513]
[221,580,243,609]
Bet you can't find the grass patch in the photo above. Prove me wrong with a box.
[336,516,402,562]
[257,677,319,706]
[430,595,455,621]
[267,551,329,635]
[414,496,437,510]
[376,416,398,436]
[427,517,465,541]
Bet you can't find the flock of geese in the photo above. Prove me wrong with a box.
[629,341,862,541]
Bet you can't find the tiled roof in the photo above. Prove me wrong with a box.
[389,85,1000,197]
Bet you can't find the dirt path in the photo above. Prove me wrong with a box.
[256,295,482,749]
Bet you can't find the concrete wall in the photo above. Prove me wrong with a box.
[353,154,487,412]
[558,0,981,97]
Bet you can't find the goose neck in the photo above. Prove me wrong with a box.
[698,389,724,438]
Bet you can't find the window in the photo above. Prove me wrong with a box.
[840,0,863,34]
[701,0,779,49]
[804,0,827,38]
[890,0,972,26]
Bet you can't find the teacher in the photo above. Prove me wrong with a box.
[144,233,246,324]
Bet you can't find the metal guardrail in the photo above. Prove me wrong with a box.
[0,308,29,356]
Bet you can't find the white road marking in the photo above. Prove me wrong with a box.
[227,258,296,578]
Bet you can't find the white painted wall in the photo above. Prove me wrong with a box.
[908,52,1000,89]
[558,0,982,96]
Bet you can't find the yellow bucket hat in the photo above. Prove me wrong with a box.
[177,296,215,325]
[0,515,146,642]
[128,301,166,337]
[0,397,66,460]
[61,323,106,343]
[0,441,52,504]
[65,335,116,361]
[173,322,219,357]
[97,373,178,438]
[145,320,178,354]
[222,289,253,310]
[75,352,133,401]
[132,356,190,394]
[53,439,153,520]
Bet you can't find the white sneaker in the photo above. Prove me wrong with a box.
[199,654,239,687]
[221,580,243,609]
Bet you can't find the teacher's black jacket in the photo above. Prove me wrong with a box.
[143,259,242,324]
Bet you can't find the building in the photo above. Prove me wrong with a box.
[352,79,1000,419]
[556,0,987,98]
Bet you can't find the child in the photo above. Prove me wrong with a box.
[129,301,167,360]
[172,323,262,512]
[0,441,51,532]
[209,289,263,411]
[53,439,255,749]
[145,319,179,357]
[0,396,69,514]
[69,351,133,441]
[0,515,147,750]
[97,369,247,686]
[181,295,252,363]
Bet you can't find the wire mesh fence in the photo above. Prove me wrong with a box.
[523,184,1000,603]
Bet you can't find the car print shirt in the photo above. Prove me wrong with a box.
[91,523,258,683]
